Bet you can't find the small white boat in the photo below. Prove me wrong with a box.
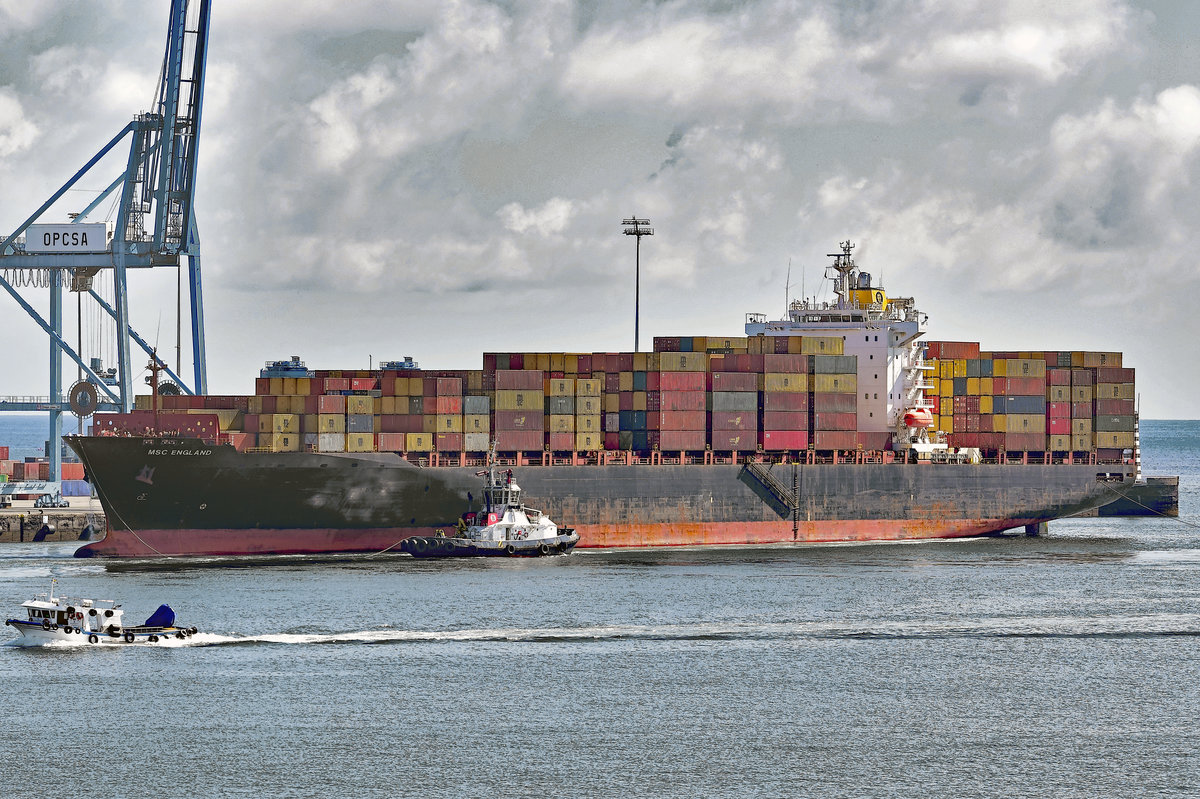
[5,581,198,645]
[401,463,579,558]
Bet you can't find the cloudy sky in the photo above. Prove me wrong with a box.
[1,0,1197,417]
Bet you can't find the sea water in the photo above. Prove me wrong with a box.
[0,418,1196,798]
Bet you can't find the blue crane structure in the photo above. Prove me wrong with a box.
[0,0,211,485]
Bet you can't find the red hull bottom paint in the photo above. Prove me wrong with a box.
[77,518,1038,557]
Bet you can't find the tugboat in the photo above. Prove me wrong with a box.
[401,459,579,558]
[4,581,198,645]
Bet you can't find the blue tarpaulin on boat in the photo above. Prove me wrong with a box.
[143,604,175,627]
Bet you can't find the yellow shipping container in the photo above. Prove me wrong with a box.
[993,414,1007,432]
[1082,352,1122,368]
[992,359,1006,377]
[1005,359,1046,379]
[1071,386,1093,402]
[346,395,375,415]
[800,336,844,355]
[1096,382,1135,400]
[966,377,980,395]
[549,414,574,433]
[708,336,748,351]
[604,393,620,413]
[633,352,649,372]
[1047,386,1068,402]
[394,377,409,396]
[564,354,578,375]
[1095,431,1135,449]
[938,360,953,380]
[463,414,490,432]
[1006,414,1045,432]
[380,396,396,415]
[547,378,574,397]
[981,377,993,395]
[576,378,601,397]
[423,415,438,434]
[282,377,296,395]
[187,408,242,431]
[940,379,953,398]
[438,415,462,433]
[346,433,375,453]
[633,392,646,412]
[575,432,602,451]
[952,359,967,378]
[408,378,424,396]
[263,432,300,452]
[302,413,317,433]
[495,390,543,411]
[980,396,993,415]
[317,413,346,433]
[1072,419,1092,436]
[575,414,601,433]
[1048,434,1071,451]
[269,377,284,395]
[270,413,300,433]
[812,374,857,394]
[763,373,808,392]
[618,372,633,392]
[406,433,433,452]
[536,353,551,372]
[929,376,940,395]
[466,371,483,393]
[575,396,602,415]
[247,395,263,414]
[296,377,311,395]
[659,352,707,371]
[942,416,954,434]
[1071,433,1092,451]
[550,353,565,372]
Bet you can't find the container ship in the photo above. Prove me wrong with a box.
[67,242,1138,558]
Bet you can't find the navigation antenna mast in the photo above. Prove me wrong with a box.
[826,240,855,309]
[0,0,211,482]
[621,217,653,352]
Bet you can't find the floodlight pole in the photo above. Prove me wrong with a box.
[621,217,653,352]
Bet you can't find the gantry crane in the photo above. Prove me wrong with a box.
[0,0,211,487]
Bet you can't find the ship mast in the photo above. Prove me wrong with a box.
[825,240,855,309]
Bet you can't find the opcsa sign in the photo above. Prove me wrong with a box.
[25,223,108,253]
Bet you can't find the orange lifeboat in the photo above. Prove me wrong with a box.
[903,408,934,428]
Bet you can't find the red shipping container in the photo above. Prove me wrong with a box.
[483,353,498,373]
[604,432,620,450]
[710,372,758,392]
[255,377,270,395]
[494,431,543,451]
[1048,369,1071,386]
[435,396,462,415]
[577,355,592,374]
[1048,402,1070,418]
[618,392,634,411]
[928,395,940,415]
[761,430,808,450]
[496,369,543,390]
[813,393,856,413]
[61,462,85,480]
[762,392,809,411]
[654,337,682,352]
[658,411,706,430]
[659,371,705,391]
[1070,369,1093,386]
[763,411,807,430]
[1004,432,1046,451]
[604,373,621,393]
[436,377,463,396]
[377,433,406,451]
[1095,398,1135,416]
[350,377,378,391]
[710,411,757,431]
[711,431,755,450]
[953,396,968,414]
[646,392,661,412]
[436,432,463,452]
[318,394,346,414]
[614,353,634,371]
[925,341,941,359]
[226,432,254,452]
[509,353,524,370]
[1006,377,1046,396]
[260,395,277,414]
[930,341,980,359]
[763,354,807,373]
[815,412,857,431]
[324,378,350,392]
[494,411,544,431]
[1071,402,1093,418]
[659,391,706,411]
[1096,367,1135,383]
[244,413,259,432]
[1047,417,1070,434]
[548,433,574,451]
[965,414,980,433]
[590,353,607,373]
[646,371,660,391]
[658,430,706,450]
[814,431,857,449]
[979,415,993,432]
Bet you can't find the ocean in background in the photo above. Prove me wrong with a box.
[0,417,1197,798]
